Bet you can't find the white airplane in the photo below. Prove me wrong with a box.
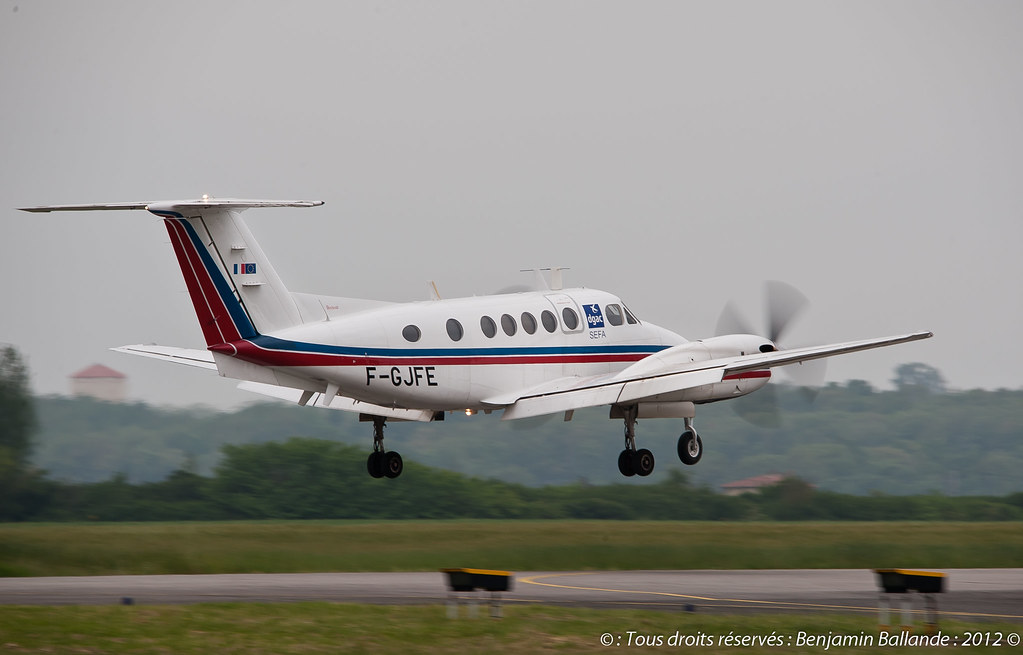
[22,197,932,479]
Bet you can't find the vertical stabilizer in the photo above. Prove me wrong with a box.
[148,200,317,346]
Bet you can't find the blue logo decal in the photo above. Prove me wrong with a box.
[583,304,605,328]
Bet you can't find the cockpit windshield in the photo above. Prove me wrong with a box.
[605,302,640,325]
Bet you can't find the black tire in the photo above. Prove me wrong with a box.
[384,451,404,479]
[367,451,385,478]
[677,430,703,466]
[633,448,655,477]
[617,449,636,477]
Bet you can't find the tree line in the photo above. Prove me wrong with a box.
[4,437,1022,522]
[29,367,1023,495]
[4,345,1023,521]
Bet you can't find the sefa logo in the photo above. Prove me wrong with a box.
[583,303,605,328]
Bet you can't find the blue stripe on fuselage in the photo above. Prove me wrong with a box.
[248,334,666,359]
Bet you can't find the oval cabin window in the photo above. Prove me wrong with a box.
[402,325,421,342]
[446,318,463,342]
[501,313,517,336]
[480,315,497,338]
[562,307,579,330]
[541,310,558,333]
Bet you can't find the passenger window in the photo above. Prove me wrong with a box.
[402,325,421,343]
[606,304,624,326]
[521,312,537,335]
[446,318,463,342]
[562,307,579,330]
[541,310,557,333]
[501,313,517,336]
[480,315,497,338]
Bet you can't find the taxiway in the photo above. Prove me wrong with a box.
[1,569,1020,620]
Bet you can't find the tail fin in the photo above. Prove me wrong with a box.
[21,197,322,347]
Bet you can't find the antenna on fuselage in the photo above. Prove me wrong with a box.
[427,280,442,300]
[550,267,568,291]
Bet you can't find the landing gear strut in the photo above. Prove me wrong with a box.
[677,417,703,466]
[617,406,654,477]
[366,416,403,478]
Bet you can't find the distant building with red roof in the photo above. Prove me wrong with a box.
[720,473,787,496]
[70,364,127,402]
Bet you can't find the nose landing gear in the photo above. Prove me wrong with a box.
[677,417,703,466]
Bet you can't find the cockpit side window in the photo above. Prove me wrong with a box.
[623,305,640,325]
[606,304,624,326]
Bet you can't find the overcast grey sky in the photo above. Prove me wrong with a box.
[2,1,1021,408]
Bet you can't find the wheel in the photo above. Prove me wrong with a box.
[633,448,655,477]
[367,451,385,478]
[677,430,703,466]
[383,451,403,478]
[617,449,636,477]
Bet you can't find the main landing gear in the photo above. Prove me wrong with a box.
[617,407,655,477]
[366,416,403,479]
[615,410,704,477]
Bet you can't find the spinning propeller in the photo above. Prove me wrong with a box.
[716,281,827,427]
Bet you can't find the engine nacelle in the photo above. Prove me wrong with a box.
[695,334,777,358]
[610,401,695,419]
[617,335,774,404]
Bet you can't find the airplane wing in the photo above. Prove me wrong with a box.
[491,367,724,420]
[496,331,932,420]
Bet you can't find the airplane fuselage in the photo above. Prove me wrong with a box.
[209,287,773,413]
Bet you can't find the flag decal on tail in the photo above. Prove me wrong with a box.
[234,263,257,275]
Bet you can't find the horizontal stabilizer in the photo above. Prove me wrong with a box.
[20,198,323,213]
[112,344,217,370]
[237,382,437,422]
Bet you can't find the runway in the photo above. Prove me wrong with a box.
[1,569,1020,620]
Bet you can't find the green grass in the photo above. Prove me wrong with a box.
[1,520,1021,577]
[0,603,1019,654]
